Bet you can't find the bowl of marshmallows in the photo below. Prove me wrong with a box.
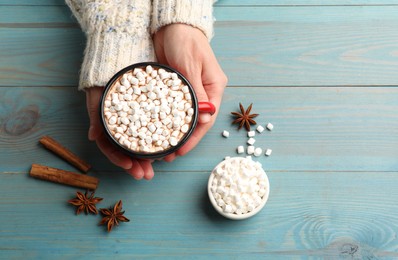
[208,157,270,220]
[100,62,215,159]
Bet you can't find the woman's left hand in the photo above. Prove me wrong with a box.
[153,24,228,161]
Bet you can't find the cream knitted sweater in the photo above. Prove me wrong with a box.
[66,0,215,90]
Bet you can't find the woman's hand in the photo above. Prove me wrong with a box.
[85,87,154,180]
[153,24,228,161]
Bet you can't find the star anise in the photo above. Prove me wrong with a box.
[68,191,103,215]
[231,103,259,131]
[99,200,130,232]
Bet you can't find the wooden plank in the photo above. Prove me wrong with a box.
[0,28,84,87]
[0,6,76,25]
[0,86,397,173]
[0,0,64,5]
[214,6,398,22]
[2,0,398,6]
[214,6,398,86]
[1,6,398,86]
[1,170,398,258]
[216,0,398,5]
[2,5,398,24]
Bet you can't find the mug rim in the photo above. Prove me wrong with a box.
[100,62,199,159]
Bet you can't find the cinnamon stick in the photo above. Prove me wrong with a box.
[39,136,91,173]
[30,164,98,190]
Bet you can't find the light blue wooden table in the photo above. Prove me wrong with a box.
[1,0,398,259]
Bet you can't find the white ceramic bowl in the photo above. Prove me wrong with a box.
[207,157,270,220]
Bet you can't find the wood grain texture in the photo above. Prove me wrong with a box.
[1,6,398,86]
[1,1,398,259]
[0,86,397,173]
[0,6,76,24]
[216,0,398,5]
[0,0,62,5]
[2,0,398,6]
[0,28,84,87]
[213,6,398,86]
[1,171,398,258]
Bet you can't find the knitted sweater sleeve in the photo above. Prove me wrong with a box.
[66,0,156,90]
[151,0,216,40]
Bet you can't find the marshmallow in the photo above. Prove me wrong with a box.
[256,125,265,133]
[222,130,230,138]
[108,116,117,125]
[169,137,178,146]
[254,147,263,157]
[181,124,189,133]
[237,146,244,154]
[248,131,255,137]
[247,138,256,145]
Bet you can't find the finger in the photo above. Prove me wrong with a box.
[86,87,103,141]
[176,78,226,157]
[180,66,213,124]
[126,160,144,180]
[164,153,177,162]
[201,55,228,112]
[127,159,154,180]
[96,134,133,169]
[139,160,154,180]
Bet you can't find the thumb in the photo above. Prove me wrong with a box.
[85,87,103,141]
[184,71,212,124]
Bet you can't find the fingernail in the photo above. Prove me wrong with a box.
[199,113,211,124]
[133,172,144,180]
[144,174,154,180]
[123,161,133,170]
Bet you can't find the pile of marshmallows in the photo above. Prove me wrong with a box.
[103,65,194,153]
[209,157,268,215]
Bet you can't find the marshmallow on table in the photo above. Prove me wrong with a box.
[222,130,230,138]
[265,149,272,156]
[248,131,255,137]
[254,147,263,157]
[256,125,265,133]
[247,138,256,145]
[266,123,273,131]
